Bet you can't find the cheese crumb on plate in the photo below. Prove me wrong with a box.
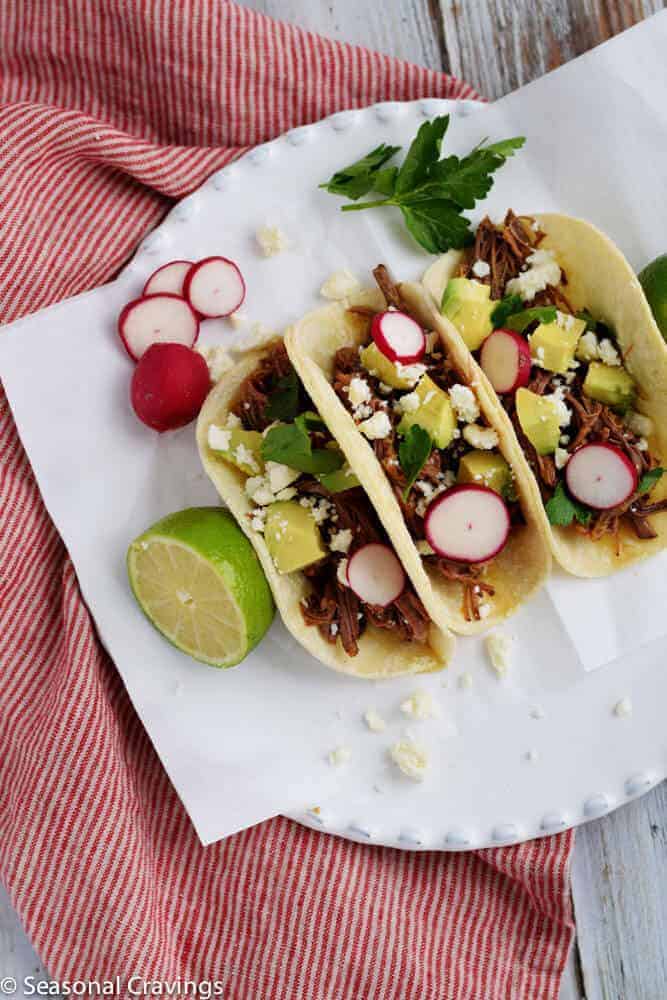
[389,739,429,781]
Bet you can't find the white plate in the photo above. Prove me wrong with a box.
[2,96,666,850]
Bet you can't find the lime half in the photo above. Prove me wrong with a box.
[127,507,274,668]
[639,254,667,340]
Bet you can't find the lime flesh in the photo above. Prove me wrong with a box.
[639,254,667,340]
[127,507,274,668]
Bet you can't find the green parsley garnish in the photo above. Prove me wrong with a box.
[491,295,524,329]
[398,425,433,500]
[320,116,525,254]
[637,467,664,495]
[545,481,592,528]
[261,414,343,475]
[265,369,300,422]
[504,306,557,333]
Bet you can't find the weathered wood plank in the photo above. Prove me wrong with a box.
[572,781,667,1000]
[439,0,663,99]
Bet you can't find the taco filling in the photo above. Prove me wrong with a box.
[440,212,667,549]
[205,341,432,656]
[331,267,523,623]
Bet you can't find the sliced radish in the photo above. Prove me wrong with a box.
[346,543,405,607]
[424,485,510,564]
[480,328,532,394]
[565,443,638,510]
[131,343,211,432]
[183,256,245,318]
[371,310,426,363]
[143,260,193,297]
[118,293,199,361]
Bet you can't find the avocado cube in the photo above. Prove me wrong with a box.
[516,388,560,455]
[359,342,418,390]
[458,450,510,495]
[398,374,456,449]
[583,362,636,411]
[317,465,360,493]
[441,278,494,351]
[209,426,264,475]
[529,316,585,374]
[264,501,326,574]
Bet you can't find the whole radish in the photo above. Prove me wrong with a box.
[131,343,211,432]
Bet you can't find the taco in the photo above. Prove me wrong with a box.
[196,340,454,678]
[423,211,667,577]
[284,268,552,635]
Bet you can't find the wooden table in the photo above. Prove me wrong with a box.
[2,2,665,997]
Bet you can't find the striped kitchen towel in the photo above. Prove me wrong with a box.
[0,2,574,997]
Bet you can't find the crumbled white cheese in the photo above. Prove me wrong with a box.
[197,344,233,381]
[613,697,633,718]
[329,528,353,554]
[554,447,570,470]
[225,412,242,429]
[636,438,649,452]
[458,672,473,690]
[328,746,351,767]
[529,705,545,720]
[378,382,393,395]
[625,411,653,438]
[485,631,513,677]
[558,311,576,332]
[577,330,599,362]
[394,362,427,386]
[245,475,275,506]
[363,708,386,733]
[320,268,360,300]
[399,391,421,414]
[463,424,499,450]
[505,249,562,302]
[415,480,435,497]
[400,690,439,720]
[358,410,392,440]
[472,259,491,279]
[560,434,570,445]
[242,322,277,351]
[265,461,300,494]
[598,339,621,367]
[249,507,266,533]
[256,224,290,257]
[478,602,492,620]
[389,739,429,781]
[416,539,435,556]
[524,749,539,763]
[347,376,372,408]
[208,425,232,452]
[449,384,480,424]
[229,311,247,330]
[544,387,572,427]
[234,443,259,473]
[276,487,297,501]
[337,558,349,587]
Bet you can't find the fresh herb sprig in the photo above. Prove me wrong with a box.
[637,467,664,495]
[545,481,592,528]
[265,369,300,422]
[262,414,343,475]
[398,425,433,500]
[320,116,525,254]
[490,298,557,332]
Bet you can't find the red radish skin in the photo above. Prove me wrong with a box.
[424,485,511,564]
[346,543,406,607]
[183,256,246,318]
[143,260,193,297]
[118,293,199,361]
[480,328,532,394]
[131,343,211,432]
[565,442,638,510]
[371,310,426,364]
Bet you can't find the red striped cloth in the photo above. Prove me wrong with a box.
[0,3,575,997]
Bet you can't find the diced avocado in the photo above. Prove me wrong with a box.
[359,341,416,390]
[583,361,636,411]
[209,427,263,475]
[317,465,360,493]
[397,374,456,449]
[440,278,494,351]
[458,450,510,494]
[264,501,326,574]
[516,388,560,455]
[529,316,585,374]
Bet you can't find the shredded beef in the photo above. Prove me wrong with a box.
[458,211,541,299]
[372,263,405,310]
[427,557,495,622]
[234,340,301,431]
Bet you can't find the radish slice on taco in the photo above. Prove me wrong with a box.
[284,268,551,635]
[423,212,667,577]
[196,340,454,677]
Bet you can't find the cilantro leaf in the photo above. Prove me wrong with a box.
[400,200,473,254]
[479,136,526,158]
[300,410,327,431]
[265,369,300,422]
[319,143,401,200]
[637,467,664,495]
[505,306,557,333]
[545,481,592,528]
[262,418,343,475]
[491,294,524,329]
[398,425,433,500]
[395,116,450,196]
[373,166,398,196]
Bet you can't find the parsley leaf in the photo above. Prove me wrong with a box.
[545,481,592,528]
[265,369,300,422]
[261,417,344,475]
[398,425,433,500]
[319,143,401,201]
[491,294,524,329]
[321,116,525,254]
[637,467,664,495]
[505,306,557,333]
